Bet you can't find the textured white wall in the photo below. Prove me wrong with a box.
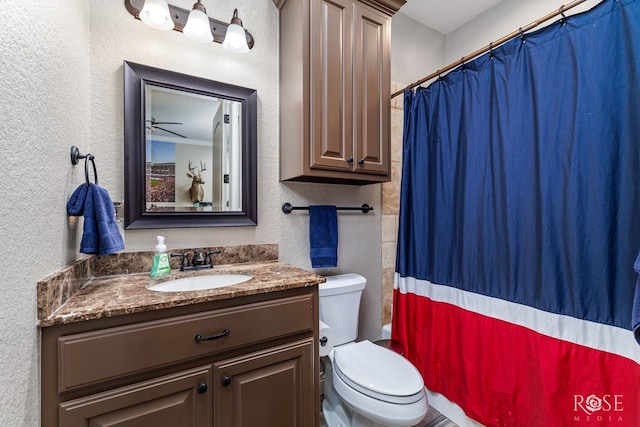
[391,12,446,86]
[445,0,601,63]
[0,1,89,425]
[391,0,603,91]
[0,2,382,425]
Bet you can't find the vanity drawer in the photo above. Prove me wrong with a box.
[57,293,314,393]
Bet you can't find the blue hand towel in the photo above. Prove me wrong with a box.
[309,205,338,268]
[67,184,88,216]
[67,183,125,256]
[633,252,640,345]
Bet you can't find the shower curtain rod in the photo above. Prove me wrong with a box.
[390,0,590,99]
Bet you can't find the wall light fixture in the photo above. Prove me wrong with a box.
[139,0,174,30]
[125,0,254,52]
[183,1,213,42]
[221,9,249,54]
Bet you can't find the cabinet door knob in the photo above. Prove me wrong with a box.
[358,158,365,165]
[222,375,232,387]
[346,157,354,164]
[197,382,208,394]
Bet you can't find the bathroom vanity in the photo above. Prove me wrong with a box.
[39,249,323,427]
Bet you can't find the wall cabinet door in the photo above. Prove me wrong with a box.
[309,0,353,172]
[58,366,212,427]
[353,2,390,175]
[213,339,315,427]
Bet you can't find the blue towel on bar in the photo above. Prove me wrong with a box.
[67,183,125,256]
[309,205,338,268]
[633,252,640,345]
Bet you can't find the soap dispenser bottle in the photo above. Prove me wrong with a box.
[150,236,171,277]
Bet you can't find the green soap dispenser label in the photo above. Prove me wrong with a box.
[151,254,171,277]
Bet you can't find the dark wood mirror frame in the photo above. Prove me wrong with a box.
[123,61,257,229]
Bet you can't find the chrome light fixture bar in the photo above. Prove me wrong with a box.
[124,0,254,51]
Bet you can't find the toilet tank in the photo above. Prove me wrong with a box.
[318,273,366,346]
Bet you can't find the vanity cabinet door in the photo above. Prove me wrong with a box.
[58,366,212,427]
[213,338,315,427]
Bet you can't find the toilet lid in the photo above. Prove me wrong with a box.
[333,340,425,403]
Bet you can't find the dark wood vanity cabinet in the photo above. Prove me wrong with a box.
[58,365,213,426]
[213,339,314,426]
[275,0,405,184]
[41,288,319,427]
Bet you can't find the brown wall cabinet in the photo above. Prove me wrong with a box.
[41,288,319,427]
[276,0,405,185]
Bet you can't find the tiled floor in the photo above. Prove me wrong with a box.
[416,407,459,427]
[319,402,458,427]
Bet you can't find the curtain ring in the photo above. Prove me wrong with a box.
[489,42,494,59]
[519,27,526,42]
[559,5,567,25]
[437,69,442,81]
[84,154,98,187]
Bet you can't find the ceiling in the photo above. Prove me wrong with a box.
[398,0,504,34]
[147,86,221,142]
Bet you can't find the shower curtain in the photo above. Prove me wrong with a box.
[392,0,640,426]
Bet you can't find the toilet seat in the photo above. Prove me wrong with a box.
[332,340,425,404]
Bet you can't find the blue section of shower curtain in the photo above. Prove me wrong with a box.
[397,0,640,329]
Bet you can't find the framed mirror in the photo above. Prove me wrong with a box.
[124,61,257,229]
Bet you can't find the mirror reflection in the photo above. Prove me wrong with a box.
[145,85,243,212]
[123,61,257,229]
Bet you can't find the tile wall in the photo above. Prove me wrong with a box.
[381,81,405,325]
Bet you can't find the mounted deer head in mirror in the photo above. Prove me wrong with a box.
[187,160,207,203]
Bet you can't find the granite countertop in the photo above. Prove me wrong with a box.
[37,244,325,327]
[40,261,324,327]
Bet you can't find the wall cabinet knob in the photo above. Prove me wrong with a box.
[197,382,208,394]
[346,157,354,164]
[222,375,232,387]
[358,158,365,165]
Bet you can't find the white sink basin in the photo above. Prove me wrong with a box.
[147,274,253,292]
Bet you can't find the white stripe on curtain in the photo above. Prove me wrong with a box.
[395,274,640,364]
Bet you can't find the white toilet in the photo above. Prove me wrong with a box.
[319,274,428,427]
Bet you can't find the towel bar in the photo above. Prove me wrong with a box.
[281,203,373,214]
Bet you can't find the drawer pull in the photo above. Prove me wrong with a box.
[195,328,230,342]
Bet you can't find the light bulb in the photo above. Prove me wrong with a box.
[183,2,213,43]
[139,0,174,31]
[222,9,249,53]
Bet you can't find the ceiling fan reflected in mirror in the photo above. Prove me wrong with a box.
[146,117,187,138]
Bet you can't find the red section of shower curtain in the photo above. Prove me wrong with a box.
[393,290,640,427]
